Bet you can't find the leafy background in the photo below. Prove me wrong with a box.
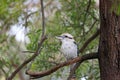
[0,0,100,80]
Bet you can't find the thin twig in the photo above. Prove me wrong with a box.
[79,29,100,53]
[22,50,35,53]
[1,68,7,78]
[23,0,53,28]
[40,0,45,38]
[85,20,98,35]
[81,0,92,36]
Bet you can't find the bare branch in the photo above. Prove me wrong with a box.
[79,29,100,53]
[26,52,98,79]
[7,36,47,80]
[7,0,46,80]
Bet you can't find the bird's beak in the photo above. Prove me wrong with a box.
[56,36,63,40]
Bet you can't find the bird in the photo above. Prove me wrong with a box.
[56,33,78,78]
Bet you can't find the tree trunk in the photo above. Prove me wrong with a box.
[98,0,120,80]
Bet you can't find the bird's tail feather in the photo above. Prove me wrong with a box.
[70,63,76,78]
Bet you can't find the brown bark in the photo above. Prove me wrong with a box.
[99,0,120,80]
[26,53,98,79]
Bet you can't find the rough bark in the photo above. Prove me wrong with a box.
[99,0,120,80]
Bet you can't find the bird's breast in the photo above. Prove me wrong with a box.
[60,42,77,60]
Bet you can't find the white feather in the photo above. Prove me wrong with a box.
[60,40,77,60]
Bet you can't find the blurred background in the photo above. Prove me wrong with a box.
[0,0,100,80]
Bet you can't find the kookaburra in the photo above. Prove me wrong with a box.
[56,33,78,76]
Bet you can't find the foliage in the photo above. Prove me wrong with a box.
[0,0,100,80]
[111,1,120,15]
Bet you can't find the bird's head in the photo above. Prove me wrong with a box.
[56,33,75,42]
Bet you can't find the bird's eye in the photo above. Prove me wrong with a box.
[64,35,68,37]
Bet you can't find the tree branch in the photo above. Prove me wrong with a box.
[85,20,98,35]
[40,0,45,38]
[79,29,100,53]
[7,0,46,80]
[81,0,91,35]
[26,29,100,79]
[26,52,98,79]
[7,36,47,80]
